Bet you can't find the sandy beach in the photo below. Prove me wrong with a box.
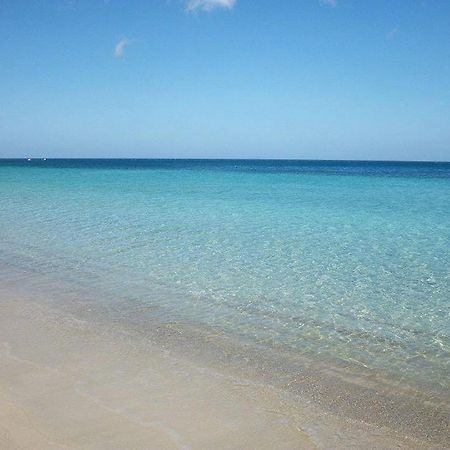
[1,291,446,450]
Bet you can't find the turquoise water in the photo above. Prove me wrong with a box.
[0,159,449,394]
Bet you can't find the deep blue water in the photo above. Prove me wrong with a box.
[2,158,450,177]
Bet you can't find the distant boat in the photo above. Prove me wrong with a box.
[27,158,31,161]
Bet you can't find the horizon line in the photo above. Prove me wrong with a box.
[1,157,449,164]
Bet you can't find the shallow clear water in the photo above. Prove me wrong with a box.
[0,159,449,394]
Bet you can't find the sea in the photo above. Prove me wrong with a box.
[0,159,449,400]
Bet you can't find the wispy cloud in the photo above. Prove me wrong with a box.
[58,0,77,11]
[320,0,337,7]
[114,38,131,58]
[386,27,399,40]
[186,0,236,12]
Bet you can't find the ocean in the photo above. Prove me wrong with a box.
[0,159,449,400]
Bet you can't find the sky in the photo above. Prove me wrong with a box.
[0,0,449,161]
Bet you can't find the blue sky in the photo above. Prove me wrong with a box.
[0,0,449,160]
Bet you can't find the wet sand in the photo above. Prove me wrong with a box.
[1,295,446,450]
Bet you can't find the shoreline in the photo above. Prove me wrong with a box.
[0,278,448,448]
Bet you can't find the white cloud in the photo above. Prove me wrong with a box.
[320,0,337,6]
[186,0,236,12]
[114,38,130,58]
